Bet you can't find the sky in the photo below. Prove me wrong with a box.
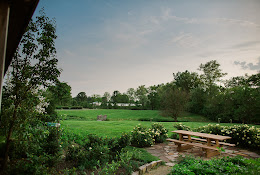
[34,0,260,97]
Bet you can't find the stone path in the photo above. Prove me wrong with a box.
[143,142,260,175]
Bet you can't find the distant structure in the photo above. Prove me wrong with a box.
[97,115,107,121]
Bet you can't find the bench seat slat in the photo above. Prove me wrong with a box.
[166,138,219,151]
[182,136,235,146]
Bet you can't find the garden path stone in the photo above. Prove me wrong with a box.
[144,165,171,175]
[143,142,260,175]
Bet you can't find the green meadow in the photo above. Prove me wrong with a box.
[58,109,259,138]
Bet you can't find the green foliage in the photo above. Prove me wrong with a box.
[130,124,154,148]
[173,70,201,92]
[170,156,260,175]
[188,71,260,124]
[0,9,63,172]
[173,123,191,131]
[138,118,177,122]
[160,85,189,121]
[173,122,260,149]
[150,123,168,143]
[135,85,149,109]
[65,133,131,169]
[70,106,83,109]
[111,90,129,104]
[47,81,72,106]
[198,60,227,91]
[196,124,260,149]
[130,123,168,147]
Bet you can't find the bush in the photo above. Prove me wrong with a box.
[130,124,154,148]
[70,106,83,109]
[42,127,62,155]
[170,156,260,175]
[150,123,168,143]
[196,124,260,149]
[138,118,176,122]
[173,123,191,131]
[96,148,142,175]
[65,133,130,169]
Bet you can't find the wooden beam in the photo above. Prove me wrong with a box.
[0,0,10,112]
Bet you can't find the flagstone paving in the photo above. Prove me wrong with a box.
[143,142,260,175]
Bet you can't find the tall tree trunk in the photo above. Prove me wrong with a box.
[1,105,18,172]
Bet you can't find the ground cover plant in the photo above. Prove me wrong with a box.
[170,156,260,175]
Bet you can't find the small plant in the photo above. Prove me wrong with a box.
[170,156,260,175]
[130,124,154,148]
[150,123,168,143]
[173,123,191,131]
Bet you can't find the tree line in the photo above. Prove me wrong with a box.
[48,60,259,124]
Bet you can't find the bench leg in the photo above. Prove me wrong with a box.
[176,143,193,151]
[206,149,220,158]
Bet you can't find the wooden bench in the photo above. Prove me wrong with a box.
[182,136,235,147]
[168,130,234,158]
[166,138,219,151]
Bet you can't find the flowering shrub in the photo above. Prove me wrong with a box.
[173,123,191,131]
[66,133,131,169]
[196,124,260,149]
[130,123,168,147]
[150,123,168,143]
[130,124,154,148]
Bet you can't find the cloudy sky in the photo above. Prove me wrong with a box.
[34,0,260,97]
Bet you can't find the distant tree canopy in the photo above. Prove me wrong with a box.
[47,81,72,106]
[62,60,259,124]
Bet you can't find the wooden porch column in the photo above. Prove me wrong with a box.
[0,0,10,112]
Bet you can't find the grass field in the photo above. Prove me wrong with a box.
[59,109,259,138]
[57,109,212,122]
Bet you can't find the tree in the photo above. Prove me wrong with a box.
[48,81,72,106]
[198,60,227,93]
[101,92,111,108]
[103,92,111,102]
[0,10,60,171]
[147,85,161,110]
[92,94,102,102]
[160,85,189,122]
[135,85,148,109]
[111,91,129,107]
[173,70,201,92]
[126,88,136,103]
[75,92,87,105]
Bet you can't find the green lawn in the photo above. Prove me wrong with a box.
[61,120,210,137]
[59,109,259,138]
[57,109,211,122]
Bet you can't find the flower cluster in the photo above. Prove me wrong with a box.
[35,95,49,114]
[130,123,168,148]
[150,123,168,143]
[196,124,260,149]
[130,124,154,148]
[173,123,191,131]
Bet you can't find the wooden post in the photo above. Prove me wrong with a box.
[179,133,183,141]
[0,0,10,112]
